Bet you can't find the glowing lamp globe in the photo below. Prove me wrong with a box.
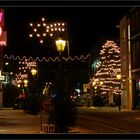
[55,39,66,53]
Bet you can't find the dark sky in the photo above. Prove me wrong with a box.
[3,6,132,58]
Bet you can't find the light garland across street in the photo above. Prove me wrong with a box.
[4,54,91,62]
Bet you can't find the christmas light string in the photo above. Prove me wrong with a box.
[4,54,91,62]
[89,40,121,95]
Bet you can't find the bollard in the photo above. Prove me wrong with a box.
[41,124,55,133]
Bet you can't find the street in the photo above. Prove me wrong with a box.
[1,107,140,134]
[76,107,140,133]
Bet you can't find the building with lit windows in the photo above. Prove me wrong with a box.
[120,7,140,110]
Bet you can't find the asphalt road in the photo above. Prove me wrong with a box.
[76,107,140,134]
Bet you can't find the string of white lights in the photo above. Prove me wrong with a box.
[4,54,91,62]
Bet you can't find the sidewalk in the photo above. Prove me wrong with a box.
[77,106,140,112]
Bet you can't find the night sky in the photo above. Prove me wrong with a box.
[3,6,132,58]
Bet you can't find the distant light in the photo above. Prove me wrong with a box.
[17,84,21,88]
[75,89,80,93]
[37,24,40,27]
[29,23,33,26]
[42,17,45,21]
[34,28,37,32]
[40,40,43,43]
[37,34,40,37]
[29,34,33,37]
[5,62,9,65]
[43,23,46,26]
[10,72,13,75]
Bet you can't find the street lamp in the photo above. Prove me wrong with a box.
[54,38,67,133]
[116,74,121,111]
[55,38,66,56]
[31,68,37,76]
[23,79,28,87]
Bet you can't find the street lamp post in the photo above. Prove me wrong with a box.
[54,38,66,133]
[116,74,121,111]
[31,68,43,131]
[23,79,29,95]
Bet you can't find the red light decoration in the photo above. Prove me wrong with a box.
[0,9,7,47]
[0,26,2,36]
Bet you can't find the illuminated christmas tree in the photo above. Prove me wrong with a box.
[91,40,121,105]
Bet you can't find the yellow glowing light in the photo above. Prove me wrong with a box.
[100,81,104,85]
[116,74,121,80]
[62,23,65,26]
[50,33,53,36]
[31,68,37,76]
[17,84,21,88]
[23,79,28,85]
[37,24,40,27]
[55,39,66,53]
[94,86,97,89]
[43,33,46,36]
[92,81,96,86]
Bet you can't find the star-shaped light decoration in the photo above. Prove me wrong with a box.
[29,17,67,44]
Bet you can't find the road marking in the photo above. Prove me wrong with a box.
[93,121,128,133]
